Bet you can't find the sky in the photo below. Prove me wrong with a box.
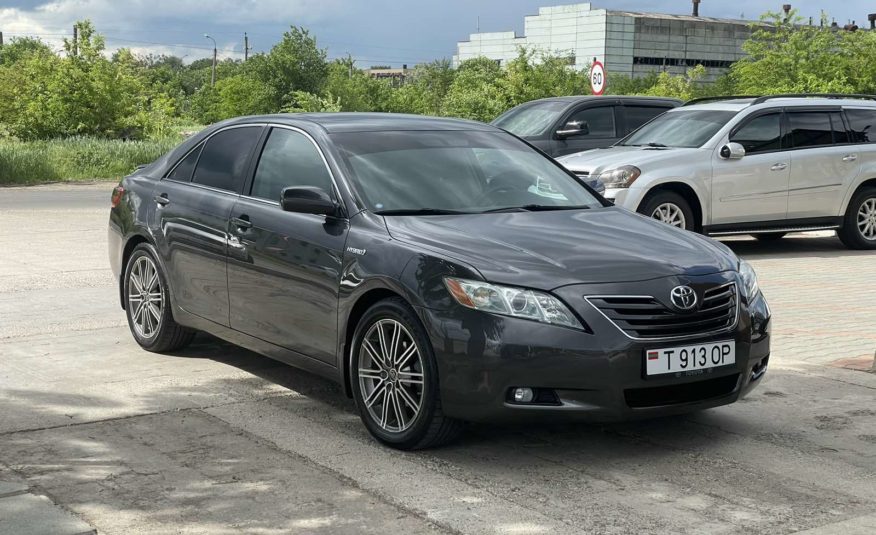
[0,1,873,66]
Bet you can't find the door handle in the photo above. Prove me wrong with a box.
[770,163,787,171]
[231,216,252,231]
[154,193,170,206]
[843,154,858,162]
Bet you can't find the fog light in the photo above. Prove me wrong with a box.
[513,387,534,403]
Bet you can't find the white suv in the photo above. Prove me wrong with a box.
[557,95,876,249]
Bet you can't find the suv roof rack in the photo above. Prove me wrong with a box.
[751,93,876,105]
[682,96,760,106]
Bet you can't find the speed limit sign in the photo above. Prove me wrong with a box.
[590,60,606,96]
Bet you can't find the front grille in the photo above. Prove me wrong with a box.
[625,373,740,408]
[587,283,738,340]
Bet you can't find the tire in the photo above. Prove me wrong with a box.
[838,187,876,250]
[753,232,786,241]
[638,191,695,231]
[350,297,462,450]
[123,243,196,352]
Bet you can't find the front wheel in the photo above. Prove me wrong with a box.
[350,298,462,450]
[838,187,876,250]
[638,191,695,231]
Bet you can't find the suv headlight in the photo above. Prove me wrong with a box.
[738,259,760,300]
[594,165,641,189]
[444,277,584,330]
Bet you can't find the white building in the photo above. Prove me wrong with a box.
[453,3,756,82]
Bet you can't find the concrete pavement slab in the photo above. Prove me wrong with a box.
[0,493,95,535]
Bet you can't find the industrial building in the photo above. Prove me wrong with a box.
[453,2,760,82]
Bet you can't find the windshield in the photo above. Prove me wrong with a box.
[491,101,567,137]
[620,110,736,148]
[331,130,604,214]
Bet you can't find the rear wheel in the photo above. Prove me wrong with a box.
[350,298,462,450]
[838,187,876,250]
[753,232,786,241]
[639,191,695,231]
[124,244,196,352]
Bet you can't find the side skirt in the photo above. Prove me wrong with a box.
[704,216,842,237]
[173,306,341,384]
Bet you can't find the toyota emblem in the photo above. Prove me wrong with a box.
[670,285,697,310]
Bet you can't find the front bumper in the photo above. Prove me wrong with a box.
[420,273,771,424]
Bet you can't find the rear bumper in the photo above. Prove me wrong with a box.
[420,282,770,424]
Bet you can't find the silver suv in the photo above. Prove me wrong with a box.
[557,94,876,249]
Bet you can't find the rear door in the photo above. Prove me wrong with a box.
[227,126,348,365]
[619,103,674,135]
[152,125,263,326]
[550,103,619,156]
[785,109,861,219]
[711,110,790,225]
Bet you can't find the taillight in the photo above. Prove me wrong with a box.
[111,185,125,208]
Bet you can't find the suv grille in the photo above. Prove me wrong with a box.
[587,283,738,339]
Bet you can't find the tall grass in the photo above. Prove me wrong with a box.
[0,135,186,186]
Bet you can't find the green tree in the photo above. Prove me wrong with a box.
[322,60,392,111]
[281,91,341,113]
[730,11,857,94]
[0,37,52,65]
[642,65,707,101]
[250,27,328,108]
[441,57,508,121]
[192,74,275,123]
[501,48,588,105]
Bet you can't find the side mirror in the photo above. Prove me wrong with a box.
[556,121,590,139]
[719,142,746,160]
[280,186,338,216]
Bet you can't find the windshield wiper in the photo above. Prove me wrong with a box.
[482,204,592,213]
[373,208,471,216]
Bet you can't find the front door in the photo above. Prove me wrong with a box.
[227,126,348,364]
[152,125,262,326]
[710,111,790,225]
[785,110,861,219]
[551,104,619,156]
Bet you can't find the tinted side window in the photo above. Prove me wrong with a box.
[730,113,782,154]
[785,112,834,148]
[251,128,334,202]
[846,109,876,143]
[562,106,615,137]
[192,126,261,192]
[167,145,202,181]
[625,106,669,132]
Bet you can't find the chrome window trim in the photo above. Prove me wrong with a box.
[163,123,268,189]
[584,282,739,342]
[245,123,346,212]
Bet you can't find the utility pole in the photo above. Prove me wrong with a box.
[244,32,252,61]
[0,31,4,48]
[72,25,78,56]
[204,34,217,86]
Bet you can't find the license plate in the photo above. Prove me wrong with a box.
[645,341,735,376]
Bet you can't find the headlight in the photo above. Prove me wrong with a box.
[444,277,584,330]
[738,259,760,300]
[594,165,641,189]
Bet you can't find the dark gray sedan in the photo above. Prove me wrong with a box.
[108,113,770,449]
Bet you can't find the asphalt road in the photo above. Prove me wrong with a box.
[1,183,874,535]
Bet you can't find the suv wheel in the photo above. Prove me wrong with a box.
[639,191,695,231]
[838,187,876,250]
[350,298,462,450]
[124,244,196,352]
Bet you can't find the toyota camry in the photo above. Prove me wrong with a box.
[108,113,771,449]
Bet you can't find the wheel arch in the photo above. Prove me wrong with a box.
[639,181,706,232]
[840,177,876,218]
[341,287,408,398]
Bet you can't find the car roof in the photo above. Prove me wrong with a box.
[526,95,682,105]
[681,97,876,113]
[222,112,498,133]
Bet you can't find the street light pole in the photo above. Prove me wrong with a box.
[204,34,217,86]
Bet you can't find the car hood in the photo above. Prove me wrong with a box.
[385,207,737,290]
[557,146,705,175]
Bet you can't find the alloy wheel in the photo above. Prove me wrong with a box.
[127,255,163,338]
[357,319,425,433]
[857,197,876,241]
[651,202,687,228]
